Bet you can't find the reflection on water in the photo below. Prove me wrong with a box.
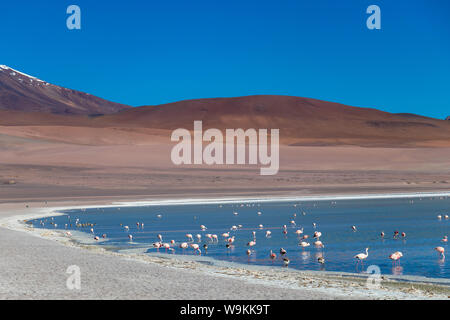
[30,196,450,279]
[392,266,404,276]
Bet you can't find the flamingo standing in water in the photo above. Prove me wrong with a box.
[441,236,448,243]
[380,231,385,238]
[266,230,272,238]
[283,257,290,267]
[163,243,171,252]
[190,243,201,255]
[435,247,445,258]
[269,250,276,261]
[314,240,324,248]
[186,234,194,242]
[351,226,357,232]
[354,248,369,265]
[227,236,235,244]
[280,248,287,256]
[389,251,403,265]
[299,241,310,249]
[247,240,256,247]
[179,242,188,252]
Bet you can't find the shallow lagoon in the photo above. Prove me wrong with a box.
[31,196,450,279]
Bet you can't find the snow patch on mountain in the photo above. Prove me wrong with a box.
[0,65,46,83]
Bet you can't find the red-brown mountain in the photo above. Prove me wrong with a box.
[94,95,450,147]
[0,65,130,115]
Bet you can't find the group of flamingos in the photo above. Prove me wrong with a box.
[60,205,447,270]
[141,210,448,269]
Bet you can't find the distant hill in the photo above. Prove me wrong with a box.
[93,95,450,147]
[0,65,130,115]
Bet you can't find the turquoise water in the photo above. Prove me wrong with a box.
[31,196,450,279]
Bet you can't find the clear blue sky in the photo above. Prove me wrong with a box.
[1,0,449,118]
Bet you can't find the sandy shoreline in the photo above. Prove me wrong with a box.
[0,193,449,300]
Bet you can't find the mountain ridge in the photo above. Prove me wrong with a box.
[0,65,130,115]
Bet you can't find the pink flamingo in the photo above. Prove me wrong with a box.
[314,240,324,248]
[389,251,403,265]
[247,240,256,247]
[179,242,188,252]
[299,241,310,249]
[190,243,201,255]
[354,248,369,266]
[435,247,445,258]
[269,250,276,261]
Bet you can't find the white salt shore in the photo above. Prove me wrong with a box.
[0,193,449,300]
